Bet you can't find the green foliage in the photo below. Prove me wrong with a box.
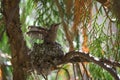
[89,63,113,80]
[0,32,10,53]
[0,0,120,80]
[33,0,60,26]
[0,5,10,53]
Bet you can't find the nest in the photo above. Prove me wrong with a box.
[29,42,64,75]
[112,0,120,22]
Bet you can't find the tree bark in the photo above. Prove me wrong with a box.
[2,0,28,80]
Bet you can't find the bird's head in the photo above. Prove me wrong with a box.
[49,23,60,31]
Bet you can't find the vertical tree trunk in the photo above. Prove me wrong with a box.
[2,0,28,80]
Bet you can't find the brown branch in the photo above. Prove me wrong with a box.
[54,0,74,51]
[96,0,107,4]
[2,0,29,80]
[99,58,120,67]
[0,28,5,41]
[61,51,120,80]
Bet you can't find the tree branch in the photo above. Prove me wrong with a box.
[2,0,29,80]
[60,51,120,80]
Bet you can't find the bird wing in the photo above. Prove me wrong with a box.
[28,26,48,31]
[27,26,48,40]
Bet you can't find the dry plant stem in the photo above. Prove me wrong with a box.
[62,68,70,80]
[81,62,90,79]
[64,51,120,80]
[55,67,63,80]
[103,6,115,22]
[55,69,60,80]
[72,63,77,80]
[63,68,71,80]
[55,67,70,80]
[54,0,74,51]
[96,0,107,4]
[109,19,114,46]
[76,63,83,80]
[109,21,117,60]
[72,0,81,37]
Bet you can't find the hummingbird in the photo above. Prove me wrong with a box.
[27,23,60,44]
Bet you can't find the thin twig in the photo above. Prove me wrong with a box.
[72,63,77,80]
[55,66,70,80]
[81,62,90,80]
[76,63,83,80]
[103,6,115,22]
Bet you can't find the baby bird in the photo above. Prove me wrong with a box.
[27,23,60,44]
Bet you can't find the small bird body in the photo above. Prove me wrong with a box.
[44,24,60,43]
[27,23,60,44]
[28,23,64,76]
